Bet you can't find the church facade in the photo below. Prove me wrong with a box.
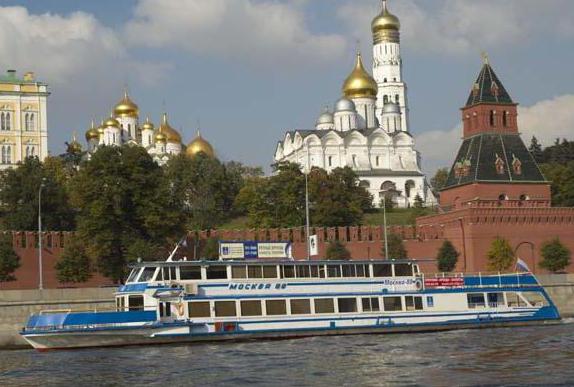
[83,91,214,163]
[274,1,435,208]
[0,69,49,170]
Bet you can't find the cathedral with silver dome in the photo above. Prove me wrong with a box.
[274,0,435,208]
[83,90,215,164]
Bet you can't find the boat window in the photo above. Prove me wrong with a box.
[159,302,172,318]
[373,264,392,277]
[342,264,356,278]
[263,266,278,279]
[314,298,335,314]
[356,264,366,277]
[248,265,263,279]
[521,292,549,307]
[338,298,357,313]
[240,300,263,316]
[214,301,236,317]
[188,301,211,318]
[426,296,434,308]
[290,299,311,315]
[394,264,413,277]
[156,268,163,281]
[138,267,156,282]
[180,266,202,280]
[207,266,228,280]
[506,292,527,307]
[266,300,287,316]
[116,296,126,312]
[362,297,380,312]
[487,292,505,307]
[126,269,140,283]
[327,265,341,278]
[467,293,486,308]
[128,295,144,311]
[163,266,176,281]
[310,265,319,278]
[383,296,402,311]
[405,296,423,311]
[282,265,295,278]
[232,265,247,279]
[296,265,310,278]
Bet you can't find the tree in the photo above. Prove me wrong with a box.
[0,234,19,282]
[55,238,92,283]
[325,240,351,260]
[430,167,449,193]
[539,238,571,273]
[540,162,574,207]
[528,136,544,163]
[0,157,76,231]
[201,238,220,260]
[486,237,514,272]
[413,194,424,209]
[436,240,459,272]
[381,233,407,260]
[69,146,186,282]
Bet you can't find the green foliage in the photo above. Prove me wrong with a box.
[0,234,20,282]
[0,157,75,231]
[237,163,372,228]
[430,167,449,193]
[487,237,514,272]
[539,238,571,273]
[70,146,185,282]
[540,162,574,207]
[55,238,92,283]
[528,136,544,163]
[201,238,220,260]
[413,194,424,209]
[325,240,351,260]
[381,233,407,260]
[539,138,574,164]
[436,240,459,272]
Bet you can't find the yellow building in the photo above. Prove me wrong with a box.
[0,69,49,170]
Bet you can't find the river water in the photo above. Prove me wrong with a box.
[1,322,573,386]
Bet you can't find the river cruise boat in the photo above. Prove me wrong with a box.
[21,259,560,350]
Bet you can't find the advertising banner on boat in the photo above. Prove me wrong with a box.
[219,241,292,260]
[424,277,465,288]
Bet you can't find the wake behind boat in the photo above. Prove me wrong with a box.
[20,255,560,351]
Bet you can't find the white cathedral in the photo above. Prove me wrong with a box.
[274,0,436,208]
[83,91,215,164]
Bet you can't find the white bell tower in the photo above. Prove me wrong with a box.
[372,0,409,132]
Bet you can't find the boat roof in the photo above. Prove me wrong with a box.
[130,259,430,268]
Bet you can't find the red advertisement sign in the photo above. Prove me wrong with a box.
[424,277,465,288]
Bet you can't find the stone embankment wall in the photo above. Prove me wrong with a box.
[0,276,573,349]
[0,287,115,348]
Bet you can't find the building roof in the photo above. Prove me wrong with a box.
[465,63,514,107]
[443,133,547,189]
[283,128,411,141]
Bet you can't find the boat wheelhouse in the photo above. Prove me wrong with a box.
[21,259,560,350]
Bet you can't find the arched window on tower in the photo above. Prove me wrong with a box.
[375,156,380,167]
[395,94,399,103]
[24,113,29,131]
[0,113,4,131]
[383,95,389,104]
[2,112,11,131]
[6,113,11,131]
[490,110,496,127]
[383,78,387,83]
[503,111,508,127]
[29,113,35,131]
[328,156,333,167]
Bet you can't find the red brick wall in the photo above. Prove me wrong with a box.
[440,182,551,209]
[462,104,518,139]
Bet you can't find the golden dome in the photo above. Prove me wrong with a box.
[342,52,378,99]
[85,120,99,141]
[372,0,400,43]
[158,113,182,144]
[104,115,120,128]
[97,120,105,135]
[68,132,83,153]
[141,116,154,131]
[186,131,215,158]
[113,90,139,118]
[155,131,167,143]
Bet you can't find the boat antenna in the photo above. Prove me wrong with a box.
[166,235,188,262]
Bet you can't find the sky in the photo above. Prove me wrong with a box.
[0,0,573,174]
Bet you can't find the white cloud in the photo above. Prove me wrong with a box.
[125,0,347,67]
[416,95,574,173]
[337,0,574,55]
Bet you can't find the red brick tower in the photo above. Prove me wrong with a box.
[439,58,551,209]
